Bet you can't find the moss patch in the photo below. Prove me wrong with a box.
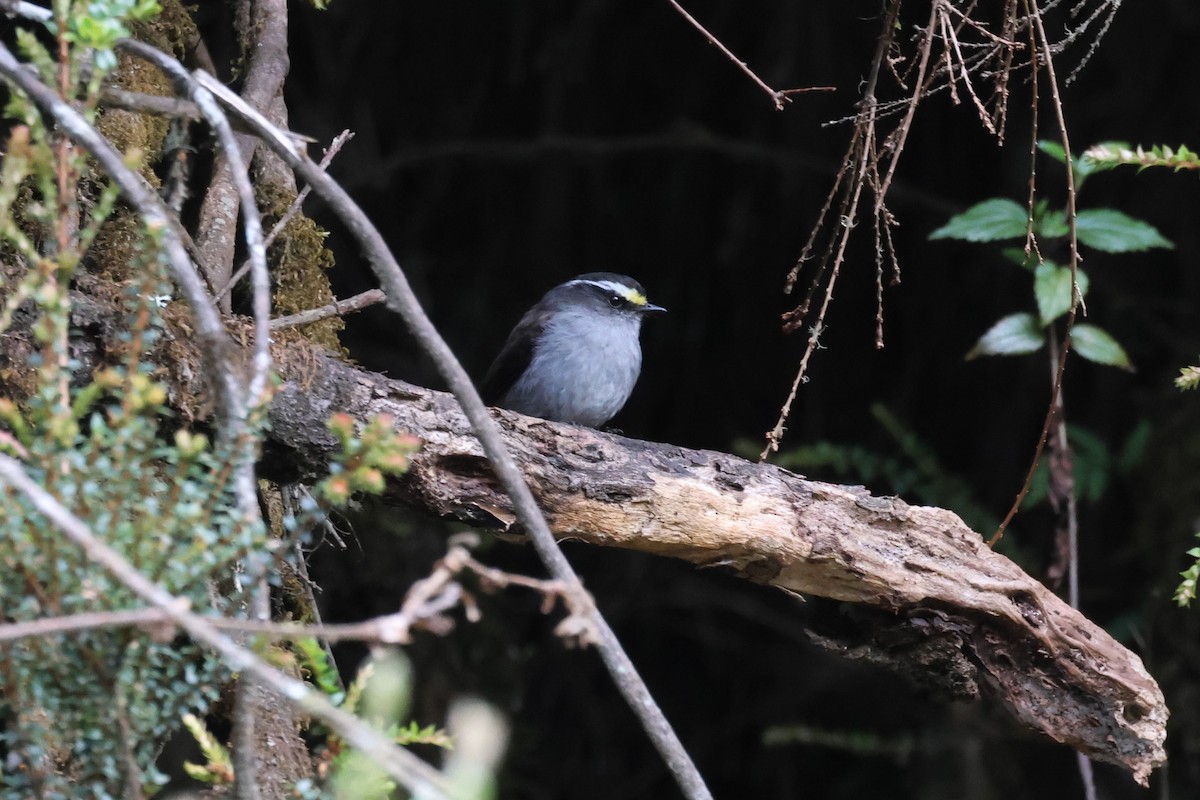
[87,207,145,284]
[257,183,345,353]
[129,0,200,59]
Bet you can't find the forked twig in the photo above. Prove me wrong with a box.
[664,0,832,110]
[269,288,387,331]
[762,1,904,460]
[217,128,354,302]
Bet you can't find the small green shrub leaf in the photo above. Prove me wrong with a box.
[1038,139,1067,164]
[1034,262,1089,325]
[1075,209,1174,252]
[1002,246,1036,269]
[1072,324,1133,369]
[930,199,1028,242]
[967,313,1044,359]
[1035,210,1069,239]
[1037,139,1112,185]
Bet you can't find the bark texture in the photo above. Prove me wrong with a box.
[0,296,1168,784]
[266,344,1168,786]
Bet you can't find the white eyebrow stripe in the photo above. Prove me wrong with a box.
[567,279,642,302]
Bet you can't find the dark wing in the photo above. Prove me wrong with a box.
[480,312,544,405]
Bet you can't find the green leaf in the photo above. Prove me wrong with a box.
[967,313,1044,359]
[1038,140,1067,164]
[1065,425,1112,502]
[1117,419,1152,472]
[1033,262,1089,326]
[1038,139,1105,186]
[131,0,162,20]
[1072,324,1133,369]
[1035,209,1069,239]
[1074,209,1174,252]
[1002,247,1037,269]
[15,28,56,83]
[930,199,1028,242]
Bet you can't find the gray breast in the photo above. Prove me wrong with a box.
[500,309,643,427]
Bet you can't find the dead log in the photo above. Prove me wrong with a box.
[0,294,1167,784]
[268,346,1167,786]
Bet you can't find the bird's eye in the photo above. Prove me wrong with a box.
[608,294,623,308]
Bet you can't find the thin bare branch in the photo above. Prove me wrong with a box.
[263,129,353,251]
[991,0,1083,546]
[875,1,942,212]
[98,86,317,147]
[763,0,904,459]
[232,580,270,800]
[206,81,715,800]
[0,0,51,22]
[218,128,354,302]
[115,40,272,554]
[0,532,571,648]
[269,288,386,331]
[189,0,290,308]
[0,606,470,646]
[664,0,827,111]
[0,607,178,642]
[99,86,204,120]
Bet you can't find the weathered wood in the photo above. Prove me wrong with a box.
[0,295,1167,784]
[268,346,1167,786]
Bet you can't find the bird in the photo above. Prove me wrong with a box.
[481,272,665,428]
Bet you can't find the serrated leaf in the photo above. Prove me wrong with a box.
[930,199,1028,242]
[1075,209,1174,252]
[967,313,1044,359]
[1033,262,1089,325]
[1072,324,1133,369]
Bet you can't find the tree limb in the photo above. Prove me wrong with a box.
[264,343,1167,787]
[0,287,1170,784]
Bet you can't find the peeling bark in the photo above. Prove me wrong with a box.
[265,346,1167,786]
[0,297,1169,785]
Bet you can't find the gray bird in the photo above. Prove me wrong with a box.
[482,272,665,427]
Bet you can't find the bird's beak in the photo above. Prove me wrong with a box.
[642,303,667,314]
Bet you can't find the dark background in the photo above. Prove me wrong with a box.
[229,1,1200,797]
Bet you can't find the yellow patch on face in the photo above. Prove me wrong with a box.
[622,288,648,306]
[574,278,650,307]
